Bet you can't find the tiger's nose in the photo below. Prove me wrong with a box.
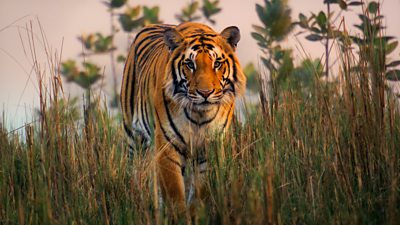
[196,89,214,98]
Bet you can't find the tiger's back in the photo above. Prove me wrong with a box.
[121,24,174,145]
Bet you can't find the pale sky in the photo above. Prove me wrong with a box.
[1,0,400,129]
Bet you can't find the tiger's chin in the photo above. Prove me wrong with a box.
[178,98,219,112]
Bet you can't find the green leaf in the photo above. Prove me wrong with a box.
[252,25,266,34]
[119,14,134,32]
[338,0,347,10]
[368,1,379,14]
[386,70,400,81]
[143,6,161,25]
[94,33,113,53]
[61,61,102,89]
[131,17,146,29]
[126,5,141,18]
[350,36,364,45]
[255,3,267,28]
[176,1,200,22]
[78,34,95,50]
[61,60,78,79]
[316,11,327,32]
[386,41,398,55]
[261,57,275,72]
[348,1,363,6]
[117,54,126,63]
[109,0,127,8]
[305,34,323,41]
[257,42,268,49]
[202,0,221,24]
[251,32,267,44]
[298,13,308,28]
[310,27,321,34]
[386,60,400,68]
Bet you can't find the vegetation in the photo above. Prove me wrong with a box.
[1,0,400,224]
[60,0,222,108]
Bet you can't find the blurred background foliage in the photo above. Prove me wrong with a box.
[60,0,400,111]
[61,0,224,109]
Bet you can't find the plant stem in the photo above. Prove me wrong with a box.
[110,8,118,107]
[325,2,331,78]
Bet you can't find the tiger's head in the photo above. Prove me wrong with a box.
[163,23,246,109]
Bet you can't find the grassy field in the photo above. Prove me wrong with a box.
[1,63,399,225]
[1,21,400,225]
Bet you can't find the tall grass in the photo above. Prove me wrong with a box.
[1,22,399,225]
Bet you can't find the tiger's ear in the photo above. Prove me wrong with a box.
[164,28,183,51]
[220,26,240,50]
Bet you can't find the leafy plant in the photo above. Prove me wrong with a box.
[243,63,260,92]
[62,0,222,109]
[350,1,400,81]
[201,0,221,24]
[175,0,221,24]
[118,5,143,32]
[252,0,294,76]
[61,60,103,89]
[175,1,201,23]
[295,0,362,77]
[78,33,115,54]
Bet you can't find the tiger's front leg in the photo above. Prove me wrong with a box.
[155,135,186,211]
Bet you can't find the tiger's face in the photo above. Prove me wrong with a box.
[163,26,246,109]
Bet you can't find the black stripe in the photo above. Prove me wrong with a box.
[135,38,164,139]
[228,54,238,82]
[199,36,213,43]
[222,103,234,129]
[204,43,215,50]
[138,40,162,68]
[225,57,231,75]
[143,45,163,137]
[171,54,182,85]
[162,92,186,145]
[222,78,235,94]
[184,106,220,126]
[177,25,191,33]
[186,33,216,38]
[134,27,161,41]
[155,109,186,157]
[136,34,163,60]
[124,123,134,139]
[188,38,199,46]
[121,57,128,110]
[140,91,151,137]
[191,44,201,51]
[134,25,174,41]
[139,53,152,138]
[184,108,199,125]
[128,56,136,128]
[166,156,182,168]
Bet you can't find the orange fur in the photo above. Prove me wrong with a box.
[120,22,246,209]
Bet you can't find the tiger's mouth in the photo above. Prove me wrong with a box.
[169,80,234,108]
[187,90,224,105]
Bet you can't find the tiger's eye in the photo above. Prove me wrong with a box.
[214,61,221,69]
[186,61,195,70]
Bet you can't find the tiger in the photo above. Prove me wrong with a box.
[120,22,246,210]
